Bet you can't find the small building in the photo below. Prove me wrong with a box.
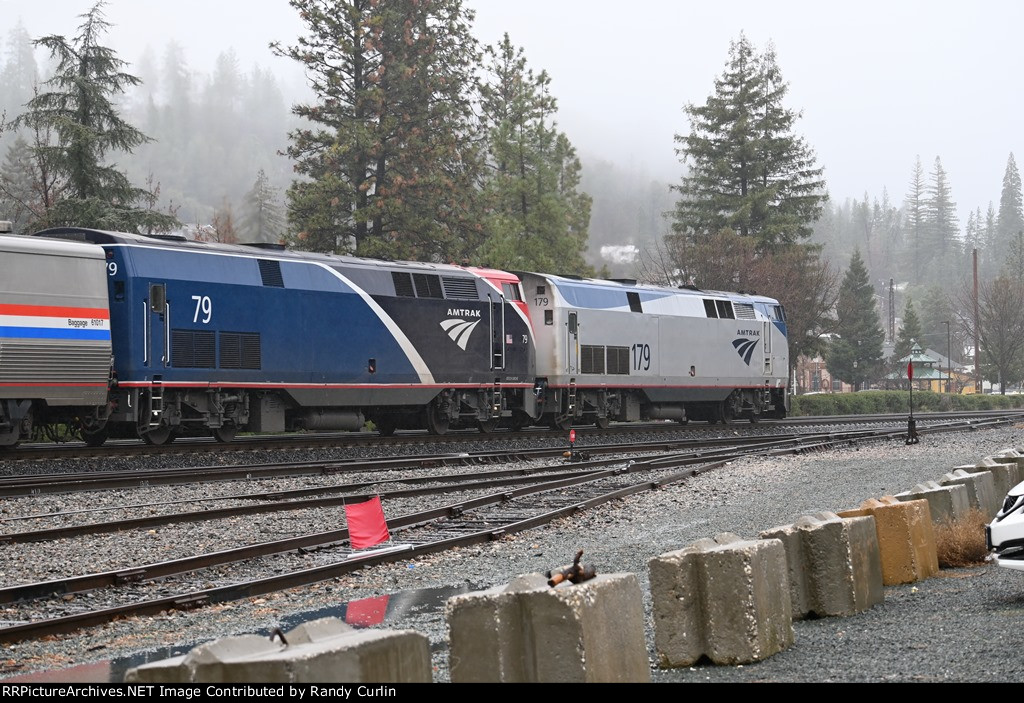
[887,342,950,392]
[794,353,854,394]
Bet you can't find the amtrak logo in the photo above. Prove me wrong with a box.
[732,337,759,366]
[441,318,481,350]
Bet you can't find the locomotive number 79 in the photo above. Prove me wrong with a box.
[192,295,213,324]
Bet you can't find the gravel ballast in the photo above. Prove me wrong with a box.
[3,425,1024,683]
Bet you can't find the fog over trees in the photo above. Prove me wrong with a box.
[2,1,1024,388]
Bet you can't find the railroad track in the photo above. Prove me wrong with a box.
[6,410,1022,464]
[0,414,1016,645]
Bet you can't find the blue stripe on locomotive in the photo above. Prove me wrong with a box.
[0,326,111,341]
[105,245,421,384]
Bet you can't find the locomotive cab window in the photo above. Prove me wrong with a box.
[772,305,786,321]
[627,291,643,313]
[149,284,166,313]
[502,282,523,301]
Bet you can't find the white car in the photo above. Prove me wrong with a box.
[987,481,1024,571]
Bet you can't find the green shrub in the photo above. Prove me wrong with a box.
[789,390,1024,416]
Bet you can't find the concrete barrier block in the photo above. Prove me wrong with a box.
[446,572,648,683]
[977,454,1023,500]
[762,512,882,619]
[983,449,1024,484]
[650,533,793,667]
[838,498,939,585]
[124,618,431,683]
[940,468,1000,518]
[895,481,972,527]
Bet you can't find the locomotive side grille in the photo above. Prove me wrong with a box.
[0,341,110,384]
[171,330,216,368]
[734,302,756,320]
[606,346,630,375]
[581,345,605,374]
[392,272,415,297]
[220,332,262,370]
[257,259,285,288]
[413,273,443,299]
[442,276,479,300]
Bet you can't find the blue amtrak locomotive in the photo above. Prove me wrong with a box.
[0,228,788,447]
[18,228,537,445]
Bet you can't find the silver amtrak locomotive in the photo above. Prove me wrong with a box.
[519,272,789,429]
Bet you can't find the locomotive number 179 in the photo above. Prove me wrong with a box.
[632,343,651,371]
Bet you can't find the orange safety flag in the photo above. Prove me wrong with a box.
[345,495,391,550]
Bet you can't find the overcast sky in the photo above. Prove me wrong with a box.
[4,0,1022,227]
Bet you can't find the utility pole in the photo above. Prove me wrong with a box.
[888,278,895,342]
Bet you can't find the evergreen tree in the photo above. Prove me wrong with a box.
[12,2,177,232]
[826,249,885,390]
[671,34,826,253]
[924,156,960,285]
[981,202,999,279]
[902,156,927,284]
[275,0,483,261]
[893,297,923,363]
[0,22,37,135]
[475,34,592,274]
[996,153,1024,261]
[0,134,38,229]
[239,169,286,243]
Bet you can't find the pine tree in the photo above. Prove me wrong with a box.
[826,249,885,390]
[902,156,927,284]
[239,169,286,243]
[12,2,177,232]
[275,0,483,261]
[924,157,960,285]
[0,135,39,229]
[475,34,592,274]
[0,22,37,137]
[671,34,826,253]
[893,297,923,363]
[996,153,1024,261]
[980,202,999,279]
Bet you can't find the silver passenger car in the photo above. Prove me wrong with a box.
[0,234,112,446]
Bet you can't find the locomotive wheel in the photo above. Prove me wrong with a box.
[477,418,500,433]
[594,416,610,430]
[140,425,174,446]
[425,404,450,435]
[212,425,237,443]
